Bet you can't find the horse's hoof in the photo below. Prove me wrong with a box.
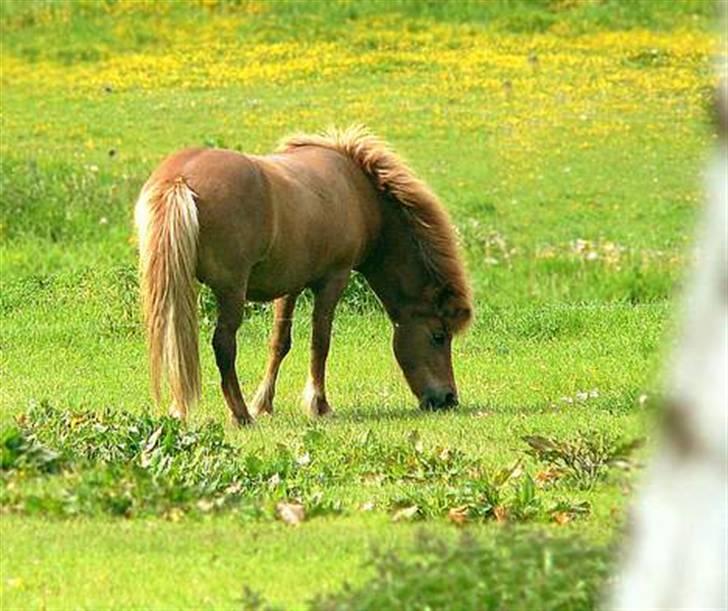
[249,400,274,418]
[309,399,334,418]
[302,381,334,418]
[230,413,254,428]
[168,404,188,421]
[313,403,334,418]
[250,387,274,418]
[306,396,334,418]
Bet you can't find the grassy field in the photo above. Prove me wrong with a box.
[0,0,720,609]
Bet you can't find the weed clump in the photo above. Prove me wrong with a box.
[2,402,291,518]
[523,433,644,490]
[1,404,637,525]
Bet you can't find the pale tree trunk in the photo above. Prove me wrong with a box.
[608,74,728,610]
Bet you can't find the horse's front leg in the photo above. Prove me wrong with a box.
[212,288,253,426]
[250,293,299,417]
[303,271,349,417]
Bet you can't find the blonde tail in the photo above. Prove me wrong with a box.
[135,178,201,418]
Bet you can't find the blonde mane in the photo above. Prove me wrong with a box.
[280,125,473,332]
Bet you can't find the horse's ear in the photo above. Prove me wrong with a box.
[435,285,473,332]
[448,305,473,333]
[435,285,456,309]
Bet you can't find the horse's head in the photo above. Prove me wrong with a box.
[392,285,472,411]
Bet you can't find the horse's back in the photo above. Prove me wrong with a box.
[246,146,383,298]
[256,146,382,247]
[145,145,383,299]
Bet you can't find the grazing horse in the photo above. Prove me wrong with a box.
[134,126,472,425]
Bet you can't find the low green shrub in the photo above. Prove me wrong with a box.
[312,529,613,610]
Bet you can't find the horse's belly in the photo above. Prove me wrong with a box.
[245,263,305,301]
[244,257,338,302]
[245,233,362,302]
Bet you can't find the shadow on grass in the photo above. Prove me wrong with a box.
[338,401,563,423]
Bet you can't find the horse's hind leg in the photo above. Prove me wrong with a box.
[250,293,299,417]
[212,288,253,426]
[303,271,349,417]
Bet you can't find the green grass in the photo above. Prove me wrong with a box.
[0,0,717,608]
[1,516,616,610]
[0,515,425,609]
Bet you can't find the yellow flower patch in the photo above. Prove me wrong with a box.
[1,15,718,174]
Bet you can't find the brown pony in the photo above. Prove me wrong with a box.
[134,126,472,425]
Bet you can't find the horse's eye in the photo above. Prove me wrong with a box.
[431,331,447,347]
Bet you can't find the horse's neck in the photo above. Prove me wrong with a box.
[359,204,431,320]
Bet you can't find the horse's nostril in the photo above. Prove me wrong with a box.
[420,390,458,411]
[444,392,458,407]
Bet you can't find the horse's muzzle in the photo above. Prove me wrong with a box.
[420,389,459,411]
